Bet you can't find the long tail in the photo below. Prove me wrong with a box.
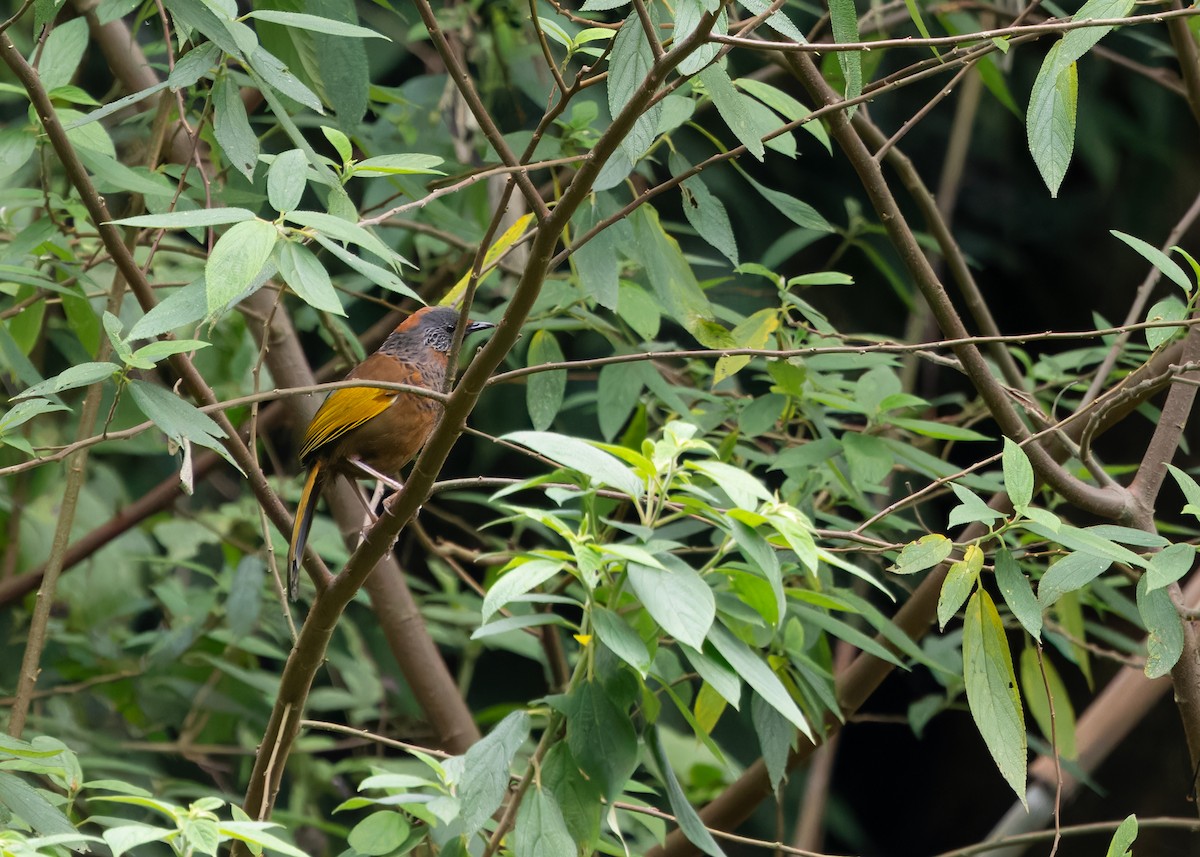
[288,460,324,599]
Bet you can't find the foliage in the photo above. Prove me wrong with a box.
[1,0,1200,854]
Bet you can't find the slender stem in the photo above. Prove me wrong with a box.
[785,49,1129,521]
[1080,187,1200,407]
[6,304,121,738]
[408,0,551,220]
[710,8,1200,52]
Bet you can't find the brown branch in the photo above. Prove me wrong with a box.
[1166,0,1200,126]
[1080,186,1200,407]
[235,3,730,827]
[408,0,551,220]
[785,49,1129,521]
[852,103,1028,392]
[710,8,1200,52]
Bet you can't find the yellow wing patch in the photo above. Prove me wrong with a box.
[300,386,395,461]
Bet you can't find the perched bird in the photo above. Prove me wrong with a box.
[287,306,495,595]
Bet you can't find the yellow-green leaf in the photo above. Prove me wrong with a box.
[963,590,1026,803]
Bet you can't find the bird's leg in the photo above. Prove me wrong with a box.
[347,457,403,491]
[356,480,388,546]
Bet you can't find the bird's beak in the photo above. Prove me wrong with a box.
[467,320,496,334]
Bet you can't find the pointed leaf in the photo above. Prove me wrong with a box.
[962,590,1027,802]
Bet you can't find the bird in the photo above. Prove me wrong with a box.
[287,305,495,596]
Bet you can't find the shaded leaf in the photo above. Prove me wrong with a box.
[962,590,1026,802]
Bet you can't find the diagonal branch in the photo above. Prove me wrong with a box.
[784,49,1130,522]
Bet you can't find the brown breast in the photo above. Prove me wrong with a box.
[325,348,447,477]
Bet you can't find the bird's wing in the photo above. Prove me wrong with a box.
[299,385,396,461]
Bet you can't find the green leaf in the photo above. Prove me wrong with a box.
[0,128,36,181]
[1023,522,1147,568]
[698,64,764,160]
[502,430,644,498]
[609,11,661,158]
[680,644,741,707]
[0,400,68,442]
[563,680,638,801]
[591,605,652,676]
[249,45,325,113]
[38,17,89,92]
[1018,647,1077,760]
[226,555,263,638]
[1137,574,1183,679]
[213,74,259,182]
[267,148,309,213]
[1168,464,1200,519]
[631,206,717,340]
[573,198,621,310]
[1104,815,1137,857]
[108,208,257,228]
[285,209,397,266]
[512,787,575,857]
[790,602,905,669]
[962,590,1026,803]
[205,219,279,312]
[627,561,714,649]
[597,360,648,441]
[130,339,210,368]
[675,0,725,75]
[750,693,793,791]
[712,308,779,386]
[482,559,564,623]
[1111,229,1192,294]
[736,77,831,153]
[103,825,177,857]
[678,171,738,266]
[737,0,806,42]
[727,518,783,625]
[828,0,862,102]
[885,417,990,441]
[688,459,773,510]
[842,432,892,486]
[78,149,174,197]
[312,235,420,302]
[129,281,208,339]
[891,534,953,575]
[458,711,530,838]
[347,812,410,856]
[541,743,602,849]
[14,362,117,400]
[351,153,446,177]
[707,623,812,738]
[0,771,79,838]
[219,820,310,857]
[649,729,727,857]
[1002,438,1034,510]
[1144,296,1187,350]
[277,241,344,315]
[1026,44,1077,198]
[1037,552,1111,608]
[526,329,566,431]
[739,168,833,232]
[127,380,242,472]
[995,548,1042,641]
[244,10,389,39]
[1145,543,1195,592]
[168,42,221,89]
[471,613,570,640]
[938,544,982,630]
[1026,0,1131,196]
[947,483,1005,528]
[322,125,353,165]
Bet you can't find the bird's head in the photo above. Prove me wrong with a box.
[396,306,496,353]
